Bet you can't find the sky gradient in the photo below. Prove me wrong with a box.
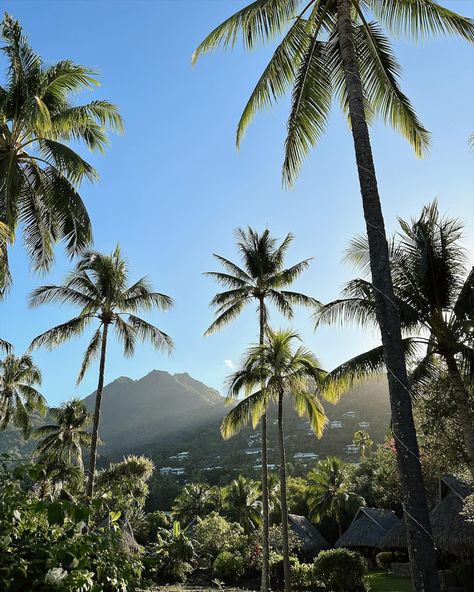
[3,0,474,406]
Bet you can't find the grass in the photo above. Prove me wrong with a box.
[365,570,413,592]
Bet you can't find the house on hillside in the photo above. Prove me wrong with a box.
[343,411,356,419]
[344,444,360,455]
[358,421,370,428]
[293,452,319,461]
[382,475,474,559]
[159,467,185,476]
[329,421,342,429]
[336,507,398,556]
[289,514,329,560]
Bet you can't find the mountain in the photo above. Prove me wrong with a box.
[82,370,226,452]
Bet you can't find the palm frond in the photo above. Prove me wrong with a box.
[77,327,102,384]
[204,300,247,336]
[221,389,269,439]
[126,314,174,353]
[30,315,92,351]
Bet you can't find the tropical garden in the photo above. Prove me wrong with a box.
[0,2,473,592]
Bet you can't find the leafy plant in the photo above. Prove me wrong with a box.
[313,548,367,592]
[213,551,246,583]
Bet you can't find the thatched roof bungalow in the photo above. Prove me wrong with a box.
[288,514,329,559]
[335,507,398,551]
[382,475,474,558]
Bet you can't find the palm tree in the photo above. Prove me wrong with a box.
[34,399,92,471]
[29,245,173,497]
[194,4,474,587]
[172,483,212,526]
[0,14,123,287]
[225,475,262,534]
[353,430,373,460]
[222,329,327,592]
[307,457,364,537]
[205,227,315,592]
[0,353,45,437]
[316,201,474,479]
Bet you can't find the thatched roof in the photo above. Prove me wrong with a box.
[335,507,398,550]
[383,475,474,557]
[288,514,329,557]
[381,518,407,550]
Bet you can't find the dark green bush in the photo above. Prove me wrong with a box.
[213,551,245,583]
[375,551,406,571]
[313,548,368,592]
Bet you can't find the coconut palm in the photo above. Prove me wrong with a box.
[225,475,262,533]
[308,457,364,537]
[29,245,173,497]
[0,353,45,437]
[172,483,212,526]
[222,329,327,592]
[34,399,92,471]
[194,4,474,587]
[353,430,373,460]
[0,14,122,286]
[316,201,474,479]
[205,227,315,592]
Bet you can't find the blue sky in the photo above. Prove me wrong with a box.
[2,0,473,406]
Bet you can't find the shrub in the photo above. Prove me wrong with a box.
[193,512,245,559]
[375,551,393,571]
[313,548,368,592]
[143,522,194,583]
[213,551,245,583]
[291,558,314,589]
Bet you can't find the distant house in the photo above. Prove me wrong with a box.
[244,448,260,455]
[176,451,190,460]
[329,421,342,429]
[289,514,329,560]
[358,421,370,428]
[159,467,185,476]
[344,444,360,455]
[253,463,276,470]
[293,452,319,461]
[343,411,356,419]
[383,475,474,558]
[336,507,398,553]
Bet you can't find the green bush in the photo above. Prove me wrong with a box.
[375,551,393,571]
[291,558,314,589]
[213,551,245,583]
[143,522,194,583]
[0,462,143,591]
[313,548,368,592]
[193,512,245,559]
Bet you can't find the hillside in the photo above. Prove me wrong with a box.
[82,370,226,452]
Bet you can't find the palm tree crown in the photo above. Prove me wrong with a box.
[0,13,123,286]
[225,475,262,533]
[34,399,92,470]
[0,352,45,436]
[29,245,174,381]
[307,457,364,536]
[205,227,317,335]
[222,329,328,438]
[194,1,473,185]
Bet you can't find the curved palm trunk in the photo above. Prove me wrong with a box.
[335,1,439,590]
[259,301,270,592]
[277,392,291,592]
[86,322,109,499]
[444,353,474,480]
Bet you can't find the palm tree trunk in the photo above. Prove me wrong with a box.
[277,392,291,592]
[259,301,270,592]
[335,1,439,590]
[86,322,109,499]
[444,353,474,480]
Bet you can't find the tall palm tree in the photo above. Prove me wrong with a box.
[316,201,474,478]
[0,352,45,437]
[353,430,373,460]
[34,399,92,471]
[205,227,315,592]
[172,483,212,526]
[193,4,474,588]
[225,475,262,534]
[0,13,123,287]
[222,329,327,592]
[307,457,364,537]
[29,245,173,497]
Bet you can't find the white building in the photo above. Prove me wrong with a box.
[176,451,190,460]
[343,411,356,419]
[329,421,342,429]
[344,444,360,455]
[159,467,185,475]
[358,421,370,428]
[293,452,319,461]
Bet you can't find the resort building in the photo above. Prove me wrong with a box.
[336,507,398,556]
[293,452,319,461]
[329,420,342,429]
[159,467,185,476]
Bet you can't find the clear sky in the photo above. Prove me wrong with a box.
[2,0,473,406]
